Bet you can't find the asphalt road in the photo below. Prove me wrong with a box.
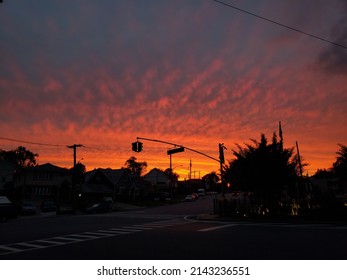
[1,195,347,260]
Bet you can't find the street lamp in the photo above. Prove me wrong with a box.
[172,164,183,170]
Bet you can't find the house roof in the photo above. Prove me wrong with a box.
[85,168,130,186]
[101,168,128,185]
[26,163,69,173]
[143,168,171,180]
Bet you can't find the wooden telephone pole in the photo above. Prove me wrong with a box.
[67,144,84,212]
[67,144,83,167]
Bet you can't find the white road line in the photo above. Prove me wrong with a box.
[148,221,192,227]
[332,226,347,230]
[124,226,155,230]
[0,245,22,252]
[17,242,45,249]
[97,230,125,234]
[0,218,192,256]
[119,227,143,232]
[83,232,114,237]
[67,234,98,239]
[198,224,239,232]
[36,240,65,245]
[50,237,82,242]
[107,229,134,234]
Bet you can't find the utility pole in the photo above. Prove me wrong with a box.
[67,144,83,167]
[295,141,303,203]
[67,144,84,213]
[295,141,303,178]
[219,143,227,198]
[189,159,192,180]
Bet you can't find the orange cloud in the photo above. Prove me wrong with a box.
[1,0,346,179]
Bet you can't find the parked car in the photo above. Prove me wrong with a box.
[162,192,173,201]
[85,201,113,214]
[20,201,37,215]
[41,200,57,212]
[197,188,206,196]
[192,193,199,200]
[184,195,195,202]
[0,196,17,222]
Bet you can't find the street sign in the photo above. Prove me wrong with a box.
[167,147,184,155]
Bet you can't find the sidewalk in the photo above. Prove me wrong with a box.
[195,212,347,225]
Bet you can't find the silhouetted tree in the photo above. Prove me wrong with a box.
[124,156,147,177]
[202,171,220,190]
[0,146,38,169]
[332,144,347,180]
[71,161,86,174]
[164,168,179,181]
[313,168,333,179]
[70,161,86,184]
[224,133,299,214]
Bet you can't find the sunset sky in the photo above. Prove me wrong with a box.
[1,0,346,179]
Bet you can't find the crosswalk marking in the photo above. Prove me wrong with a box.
[198,224,239,232]
[67,234,100,239]
[0,245,22,253]
[121,226,155,230]
[17,242,46,249]
[49,236,85,242]
[108,229,134,234]
[118,227,143,232]
[32,240,64,245]
[97,229,126,234]
[4,218,343,257]
[0,218,193,257]
[83,232,114,237]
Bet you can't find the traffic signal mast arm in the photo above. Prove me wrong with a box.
[136,137,221,163]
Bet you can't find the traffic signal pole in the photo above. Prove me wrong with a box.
[133,137,226,192]
[135,136,221,163]
[219,143,227,198]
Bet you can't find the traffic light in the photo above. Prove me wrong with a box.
[132,141,143,152]
[138,142,143,152]
[132,142,138,152]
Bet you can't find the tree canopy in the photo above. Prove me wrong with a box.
[332,144,347,180]
[0,146,38,169]
[224,133,299,203]
[164,168,179,181]
[202,171,220,190]
[313,144,347,181]
[124,156,147,177]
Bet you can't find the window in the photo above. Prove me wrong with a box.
[33,171,52,181]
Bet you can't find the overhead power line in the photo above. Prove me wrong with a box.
[0,136,66,147]
[213,0,347,50]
